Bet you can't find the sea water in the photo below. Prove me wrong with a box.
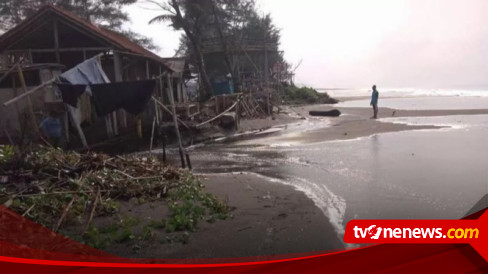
[182,96,488,241]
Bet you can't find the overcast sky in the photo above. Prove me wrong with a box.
[126,0,488,89]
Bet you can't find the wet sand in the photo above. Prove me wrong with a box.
[117,173,343,259]
[276,105,488,142]
[145,102,488,259]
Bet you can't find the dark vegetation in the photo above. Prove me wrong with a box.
[280,85,338,105]
[150,0,286,97]
[0,145,230,251]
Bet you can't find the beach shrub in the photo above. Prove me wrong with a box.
[281,86,338,104]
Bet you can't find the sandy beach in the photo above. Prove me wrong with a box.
[108,172,343,259]
[139,99,488,259]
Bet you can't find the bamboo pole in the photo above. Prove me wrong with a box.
[3,79,54,106]
[162,134,167,163]
[11,75,22,137]
[149,116,156,151]
[152,97,190,130]
[137,116,142,139]
[166,75,186,169]
[17,65,38,134]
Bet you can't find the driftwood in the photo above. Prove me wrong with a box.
[53,194,77,232]
[83,187,101,234]
[309,109,341,117]
[22,204,35,217]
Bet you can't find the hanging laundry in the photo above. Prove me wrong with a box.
[90,80,156,116]
[55,55,110,126]
[58,56,110,92]
[57,84,86,107]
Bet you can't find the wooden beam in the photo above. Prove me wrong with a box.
[53,19,60,63]
[28,49,33,63]
[113,51,123,82]
[11,75,22,136]
[166,75,186,169]
[146,59,150,79]
[17,65,38,134]
[0,53,8,68]
[113,51,127,129]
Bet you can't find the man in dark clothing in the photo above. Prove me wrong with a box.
[39,111,62,147]
[370,85,379,119]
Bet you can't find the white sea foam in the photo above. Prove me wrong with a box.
[231,172,347,242]
[324,88,488,98]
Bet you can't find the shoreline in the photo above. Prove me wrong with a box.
[123,102,488,259]
[229,104,488,144]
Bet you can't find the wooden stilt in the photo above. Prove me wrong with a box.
[235,100,240,130]
[63,111,69,142]
[185,154,192,170]
[11,75,22,137]
[149,116,156,151]
[152,97,190,130]
[267,92,271,115]
[111,112,118,136]
[166,75,186,168]
[162,135,167,163]
[137,117,142,139]
[105,116,113,138]
[215,96,219,114]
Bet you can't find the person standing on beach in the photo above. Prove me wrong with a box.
[370,85,379,119]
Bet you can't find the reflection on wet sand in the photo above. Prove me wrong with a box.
[179,113,488,240]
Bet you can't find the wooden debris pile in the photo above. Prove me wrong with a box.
[0,145,227,235]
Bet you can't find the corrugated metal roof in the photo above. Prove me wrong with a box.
[0,5,172,71]
[162,58,186,73]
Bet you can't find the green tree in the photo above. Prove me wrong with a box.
[150,0,284,96]
[0,0,156,49]
[149,0,215,98]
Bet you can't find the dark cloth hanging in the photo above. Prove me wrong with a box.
[57,84,87,107]
[90,80,156,116]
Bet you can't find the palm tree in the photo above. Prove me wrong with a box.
[149,0,213,99]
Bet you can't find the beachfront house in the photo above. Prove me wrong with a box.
[0,5,189,146]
